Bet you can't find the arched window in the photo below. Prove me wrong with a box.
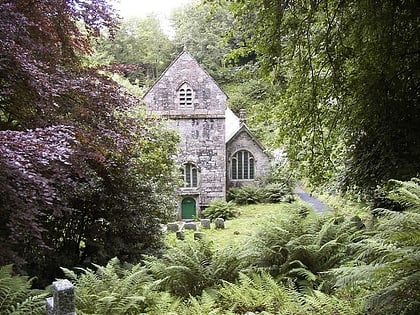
[181,163,198,187]
[178,82,193,108]
[231,150,254,180]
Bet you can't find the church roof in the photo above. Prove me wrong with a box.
[225,108,269,155]
[225,107,240,142]
[143,49,228,101]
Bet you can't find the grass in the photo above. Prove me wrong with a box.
[165,202,310,247]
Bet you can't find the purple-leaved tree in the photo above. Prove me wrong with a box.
[0,0,178,286]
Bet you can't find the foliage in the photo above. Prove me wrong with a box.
[171,0,235,83]
[250,205,365,293]
[263,182,295,203]
[0,265,47,315]
[202,199,239,221]
[227,184,265,205]
[217,271,359,315]
[227,181,295,205]
[218,271,294,313]
[0,0,119,130]
[144,239,249,298]
[223,0,420,194]
[0,0,180,286]
[333,178,420,314]
[90,15,176,87]
[61,257,172,315]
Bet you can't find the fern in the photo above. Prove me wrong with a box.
[333,178,420,314]
[62,257,163,315]
[302,290,360,315]
[202,199,239,221]
[0,265,47,315]
[227,184,265,205]
[144,239,249,298]
[218,271,293,313]
[247,203,368,295]
[168,290,224,315]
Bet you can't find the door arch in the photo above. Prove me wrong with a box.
[181,197,196,219]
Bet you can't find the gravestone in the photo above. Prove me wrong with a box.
[200,219,211,229]
[194,232,206,240]
[184,222,198,230]
[167,222,179,232]
[176,231,185,240]
[215,217,225,229]
[46,279,76,315]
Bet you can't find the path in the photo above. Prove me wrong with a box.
[294,185,328,212]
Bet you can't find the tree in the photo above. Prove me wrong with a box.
[223,0,420,194]
[0,0,179,285]
[171,0,235,83]
[90,15,176,87]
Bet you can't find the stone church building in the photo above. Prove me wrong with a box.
[143,51,270,219]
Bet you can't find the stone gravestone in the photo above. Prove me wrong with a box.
[184,222,198,231]
[194,232,205,240]
[200,219,211,229]
[176,231,185,240]
[215,217,225,229]
[167,222,179,232]
[46,279,76,315]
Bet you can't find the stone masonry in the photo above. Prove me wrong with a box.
[226,125,271,188]
[143,51,227,212]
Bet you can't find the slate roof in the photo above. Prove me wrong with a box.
[225,107,240,142]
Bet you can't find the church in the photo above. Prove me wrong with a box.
[143,51,270,219]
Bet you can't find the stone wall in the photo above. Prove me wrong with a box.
[144,51,226,117]
[226,128,271,188]
[168,118,226,206]
[144,51,227,208]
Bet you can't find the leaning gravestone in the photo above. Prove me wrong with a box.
[194,232,206,240]
[215,217,225,229]
[200,219,211,229]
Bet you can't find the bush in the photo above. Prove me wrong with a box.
[202,199,239,221]
[262,182,295,203]
[227,185,265,205]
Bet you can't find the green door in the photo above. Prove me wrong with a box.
[181,197,196,219]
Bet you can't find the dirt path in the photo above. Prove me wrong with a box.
[294,186,328,212]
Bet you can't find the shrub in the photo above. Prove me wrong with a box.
[202,199,239,221]
[227,185,265,205]
[262,182,295,203]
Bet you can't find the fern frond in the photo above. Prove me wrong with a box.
[0,265,46,315]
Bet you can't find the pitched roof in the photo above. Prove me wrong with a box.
[225,109,268,154]
[143,49,228,101]
[225,107,240,141]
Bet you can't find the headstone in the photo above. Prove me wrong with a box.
[167,222,179,232]
[176,231,185,240]
[200,219,211,229]
[215,217,225,229]
[184,222,198,230]
[194,232,205,240]
[46,279,76,315]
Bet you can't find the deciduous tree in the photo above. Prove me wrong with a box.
[0,0,179,285]
[223,0,420,195]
